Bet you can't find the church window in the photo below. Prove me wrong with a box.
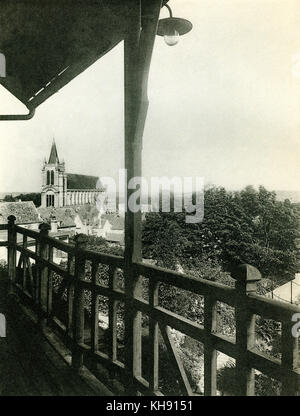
[51,170,54,185]
[46,194,55,207]
[47,171,50,185]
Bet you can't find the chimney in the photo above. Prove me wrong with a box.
[50,215,58,233]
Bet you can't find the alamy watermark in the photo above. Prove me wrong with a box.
[0,313,6,337]
[96,170,204,224]
[291,313,300,338]
[0,53,5,78]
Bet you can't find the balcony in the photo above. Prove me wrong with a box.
[0,0,299,397]
[0,215,299,396]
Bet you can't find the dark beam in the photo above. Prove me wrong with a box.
[123,0,163,394]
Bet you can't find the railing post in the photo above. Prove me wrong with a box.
[72,234,87,372]
[281,319,299,395]
[38,222,51,328]
[204,295,217,396]
[7,215,16,295]
[232,264,261,396]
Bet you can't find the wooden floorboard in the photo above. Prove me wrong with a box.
[0,273,108,396]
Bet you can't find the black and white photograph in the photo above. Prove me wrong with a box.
[0,0,299,400]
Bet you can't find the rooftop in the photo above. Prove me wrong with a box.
[48,140,60,164]
[101,213,124,230]
[0,201,40,225]
[67,173,102,190]
[37,207,76,228]
[0,0,168,113]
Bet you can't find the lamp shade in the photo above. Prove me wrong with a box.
[157,17,193,37]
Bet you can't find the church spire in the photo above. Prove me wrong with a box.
[48,138,59,164]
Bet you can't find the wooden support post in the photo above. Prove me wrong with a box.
[7,215,16,295]
[47,245,54,321]
[22,234,28,290]
[204,295,217,396]
[91,261,99,354]
[38,222,51,328]
[72,234,87,372]
[232,264,261,396]
[149,277,159,392]
[123,0,162,395]
[108,265,117,362]
[67,253,74,340]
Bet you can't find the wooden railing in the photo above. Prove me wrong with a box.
[1,215,300,396]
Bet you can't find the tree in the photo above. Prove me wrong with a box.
[3,192,41,207]
[3,194,14,202]
[142,185,300,282]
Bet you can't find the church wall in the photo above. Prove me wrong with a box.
[42,142,105,209]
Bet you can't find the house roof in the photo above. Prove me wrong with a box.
[67,174,101,190]
[0,201,40,225]
[74,204,100,225]
[37,207,76,228]
[101,214,124,230]
[0,1,168,112]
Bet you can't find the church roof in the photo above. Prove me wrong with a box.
[0,201,41,225]
[67,173,101,190]
[48,140,59,164]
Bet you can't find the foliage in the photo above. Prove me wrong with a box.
[4,192,41,207]
[142,185,300,282]
[217,363,281,396]
[141,185,299,393]
[0,260,7,274]
[82,234,124,257]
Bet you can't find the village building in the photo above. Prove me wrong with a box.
[0,201,41,261]
[97,213,124,245]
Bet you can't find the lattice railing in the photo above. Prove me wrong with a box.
[1,215,300,396]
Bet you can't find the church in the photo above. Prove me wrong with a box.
[41,140,103,208]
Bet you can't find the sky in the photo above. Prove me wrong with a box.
[0,0,299,193]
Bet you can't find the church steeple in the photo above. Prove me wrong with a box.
[48,139,59,164]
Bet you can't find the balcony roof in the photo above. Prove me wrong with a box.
[0,0,167,111]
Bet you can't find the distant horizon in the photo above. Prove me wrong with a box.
[2,187,300,201]
[1,1,299,195]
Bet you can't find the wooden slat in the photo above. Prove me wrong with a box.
[91,261,99,354]
[83,248,124,268]
[204,295,217,396]
[47,245,54,318]
[108,265,118,361]
[72,236,87,371]
[7,217,17,294]
[66,253,74,337]
[149,277,159,392]
[159,324,193,396]
[281,320,299,395]
[80,280,125,301]
[210,333,236,359]
[134,299,206,342]
[248,293,300,321]
[15,225,41,240]
[22,235,28,289]
[134,261,236,307]
[43,235,74,253]
[247,349,297,381]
